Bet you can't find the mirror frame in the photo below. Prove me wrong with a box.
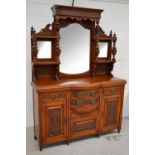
[31,5,117,81]
[36,40,52,61]
[59,23,90,75]
[97,40,112,61]
[31,24,58,65]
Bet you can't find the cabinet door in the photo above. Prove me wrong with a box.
[101,94,121,132]
[41,93,67,144]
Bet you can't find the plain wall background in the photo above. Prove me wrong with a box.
[26,0,129,127]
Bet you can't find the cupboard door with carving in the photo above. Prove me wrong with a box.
[101,94,121,132]
[42,102,67,144]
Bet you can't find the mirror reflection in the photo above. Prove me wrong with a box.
[37,41,51,59]
[60,23,90,74]
[98,42,108,58]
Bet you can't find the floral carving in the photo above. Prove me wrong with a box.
[72,120,96,132]
[104,87,121,96]
[42,93,66,101]
[48,108,61,136]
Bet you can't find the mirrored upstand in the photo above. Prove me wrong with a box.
[31,5,126,151]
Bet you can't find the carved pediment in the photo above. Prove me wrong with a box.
[96,25,110,38]
[31,24,57,38]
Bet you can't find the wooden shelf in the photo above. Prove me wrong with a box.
[33,61,60,65]
[95,59,114,64]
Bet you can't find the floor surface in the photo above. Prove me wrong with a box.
[26,118,129,155]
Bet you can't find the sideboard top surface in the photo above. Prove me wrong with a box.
[32,75,126,92]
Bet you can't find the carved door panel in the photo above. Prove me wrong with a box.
[42,102,67,144]
[101,94,121,131]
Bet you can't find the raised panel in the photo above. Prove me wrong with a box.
[48,107,62,137]
[41,92,66,102]
[102,95,121,130]
[42,102,67,144]
[104,97,118,126]
[72,119,96,133]
[104,86,122,96]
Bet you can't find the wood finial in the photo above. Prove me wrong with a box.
[113,32,117,42]
[31,26,36,34]
[109,30,112,37]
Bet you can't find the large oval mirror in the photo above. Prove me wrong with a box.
[60,23,90,74]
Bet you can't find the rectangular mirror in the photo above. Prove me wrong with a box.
[98,42,108,58]
[37,41,52,59]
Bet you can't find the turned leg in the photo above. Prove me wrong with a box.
[66,140,70,145]
[118,128,121,133]
[39,144,43,151]
[96,133,100,138]
[34,134,37,140]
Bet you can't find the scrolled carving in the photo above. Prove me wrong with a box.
[71,90,99,98]
[39,24,52,33]
[105,97,119,125]
[71,98,99,106]
[72,120,96,132]
[55,17,94,30]
[71,103,98,114]
[96,63,114,75]
[32,24,56,37]
[96,24,105,35]
[42,93,66,101]
[48,108,61,136]
[104,87,122,96]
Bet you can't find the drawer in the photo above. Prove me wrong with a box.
[71,89,100,115]
[71,89,100,99]
[104,86,122,96]
[41,92,66,102]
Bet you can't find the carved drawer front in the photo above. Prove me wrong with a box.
[71,89,100,99]
[71,119,96,133]
[41,92,66,103]
[71,89,100,115]
[71,98,99,114]
[104,86,122,96]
